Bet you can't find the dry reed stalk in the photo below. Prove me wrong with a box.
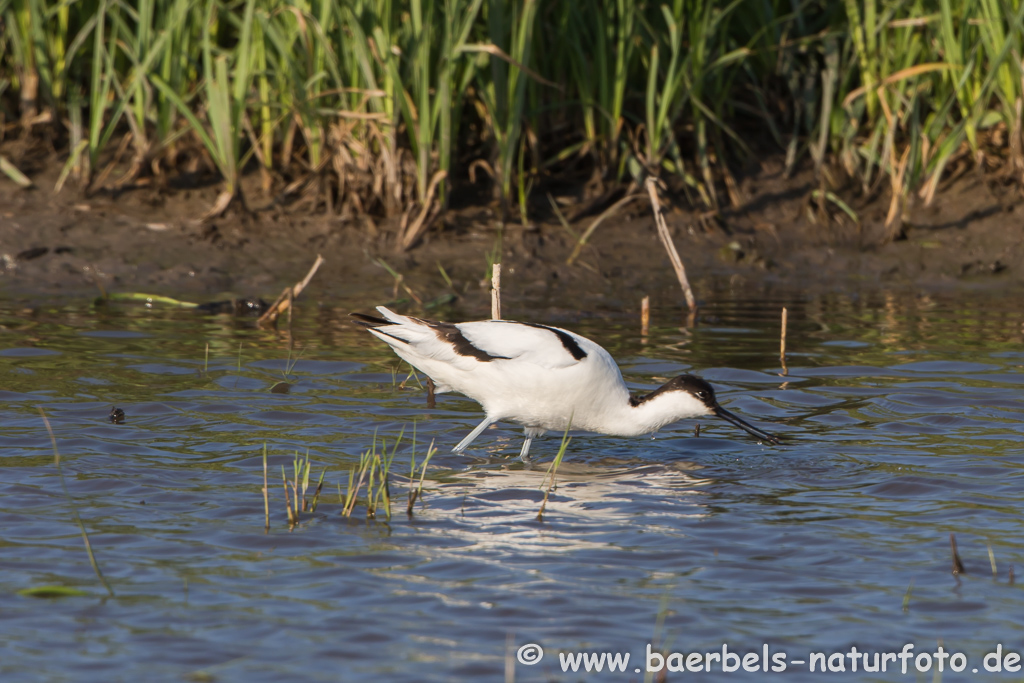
[258,254,324,326]
[641,296,650,337]
[491,263,502,320]
[401,170,448,250]
[779,307,788,377]
[343,465,369,517]
[262,444,270,531]
[645,178,696,310]
[950,533,966,575]
[281,466,296,526]
[884,146,911,241]
[566,193,643,265]
[0,155,33,188]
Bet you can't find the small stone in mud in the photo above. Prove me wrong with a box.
[109,407,126,424]
[16,247,48,261]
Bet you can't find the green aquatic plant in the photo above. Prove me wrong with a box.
[407,433,437,517]
[338,426,438,520]
[537,420,572,521]
[278,448,325,527]
[38,408,115,597]
[342,428,400,520]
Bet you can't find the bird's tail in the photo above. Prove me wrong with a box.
[350,311,390,328]
[351,307,433,349]
[349,306,412,328]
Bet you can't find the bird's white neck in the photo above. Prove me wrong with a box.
[588,390,708,437]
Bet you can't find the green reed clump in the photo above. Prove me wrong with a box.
[406,437,437,516]
[338,427,437,519]
[4,0,1024,233]
[341,428,400,520]
[281,448,325,526]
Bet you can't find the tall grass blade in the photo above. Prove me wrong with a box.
[38,408,115,597]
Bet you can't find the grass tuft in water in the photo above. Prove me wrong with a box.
[902,578,915,613]
[342,428,399,520]
[537,422,572,521]
[262,443,269,531]
[339,427,441,520]
[407,438,437,517]
[287,449,325,522]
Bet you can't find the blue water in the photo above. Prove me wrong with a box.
[1,288,1023,682]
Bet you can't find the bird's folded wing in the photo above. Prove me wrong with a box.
[457,321,587,370]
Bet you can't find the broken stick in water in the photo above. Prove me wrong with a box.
[258,254,325,327]
[641,296,650,338]
[491,263,502,320]
[950,532,966,575]
[780,307,788,377]
[645,177,696,311]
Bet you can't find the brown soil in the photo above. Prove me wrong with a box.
[2,154,1023,310]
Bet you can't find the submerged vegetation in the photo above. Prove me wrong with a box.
[3,0,1024,237]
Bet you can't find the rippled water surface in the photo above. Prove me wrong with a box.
[2,287,1024,682]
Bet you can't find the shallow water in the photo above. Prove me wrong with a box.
[2,287,1024,682]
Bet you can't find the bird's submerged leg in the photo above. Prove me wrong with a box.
[425,377,436,409]
[518,436,533,463]
[452,417,496,453]
[518,428,545,463]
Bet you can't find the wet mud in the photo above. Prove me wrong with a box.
[2,157,1022,309]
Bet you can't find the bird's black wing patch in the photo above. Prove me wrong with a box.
[510,322,588,361]
[427,321,511,362]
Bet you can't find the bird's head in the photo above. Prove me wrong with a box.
[635,375,781,444]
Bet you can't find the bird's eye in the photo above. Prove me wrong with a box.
[696,391,706,399]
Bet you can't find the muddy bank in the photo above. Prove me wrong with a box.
[2,157,1022,311]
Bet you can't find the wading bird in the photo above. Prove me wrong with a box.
[353,306,780,460]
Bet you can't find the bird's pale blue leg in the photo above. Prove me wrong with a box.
[518,436,533,463]
[519,428,545,463]
[452,417,496,453]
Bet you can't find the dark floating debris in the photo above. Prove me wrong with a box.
[109,407,125,424]
[950,532,966,575]
[270,382,291,394]
[196,298,270,316]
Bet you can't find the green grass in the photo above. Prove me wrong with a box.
[38,408,115,597]
[4,0,1024,231]
[537,420,572,521]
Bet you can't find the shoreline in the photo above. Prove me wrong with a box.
[2,159,1022,306]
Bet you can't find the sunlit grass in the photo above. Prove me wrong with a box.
[5,0,1024,231]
